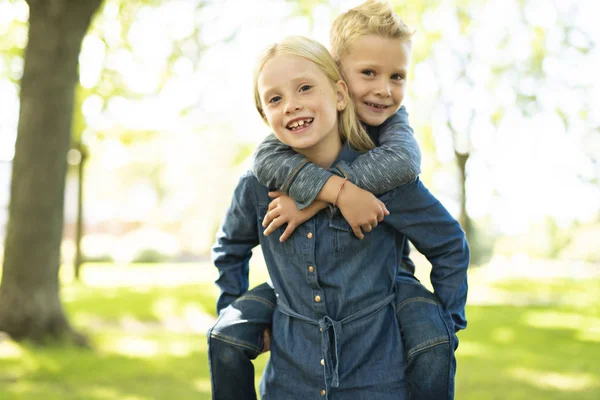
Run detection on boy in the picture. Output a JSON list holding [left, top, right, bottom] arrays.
[[208, 1, 467, 399]]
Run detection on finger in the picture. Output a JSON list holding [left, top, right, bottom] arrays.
[[268, 191, 282, 198], [352, 226, 365, 240], [376, 200, 386, 222], [370, 220, 378, 229], [380, 201, 390, 216], [279, 223, 297, 242], [268, 199, 278, 212], [361, 223, 372, 233], [264, 217, 284, 236], [262, 209, 279, 228]]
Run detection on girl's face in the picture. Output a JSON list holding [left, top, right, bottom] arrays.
[[257, 54, 347, 155]]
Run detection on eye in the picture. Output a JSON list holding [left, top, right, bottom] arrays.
[[299, 84, 312, 92], [362, 69, 375, 77], [268, 95, 282, 104], [391, 73, 405, 81]]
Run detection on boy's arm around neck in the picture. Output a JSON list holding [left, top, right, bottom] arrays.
[[252, 134, 333, 210], [334, 106, 421, 194]]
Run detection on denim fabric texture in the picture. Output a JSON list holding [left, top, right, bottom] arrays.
[[211, 143, 469, 399]]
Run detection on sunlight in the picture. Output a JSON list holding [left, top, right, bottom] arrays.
[[86, 386, 152, 400], [193, 378, 212, 393], [0, 335, 22, 359], [509, 367, 598, 391], [524, 310, 600, 331], [110, 337, 159, 358], [103, 335, 197, 358], [453, 341, 493, 358]]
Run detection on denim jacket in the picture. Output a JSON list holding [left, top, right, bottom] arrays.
[[213, 144, 469, 399]]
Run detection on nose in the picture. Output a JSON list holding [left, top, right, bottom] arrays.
[[284, 100, 302, 115], [374, 79, 391, 97]]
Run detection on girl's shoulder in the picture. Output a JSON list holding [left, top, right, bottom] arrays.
[[235, 170, 270, 203]]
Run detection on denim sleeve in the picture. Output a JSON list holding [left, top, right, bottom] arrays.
[[335, 106, 421, 194], [211, 171, 260, 314], [383, 178, 470, 332], [252, 134, 332, 210]]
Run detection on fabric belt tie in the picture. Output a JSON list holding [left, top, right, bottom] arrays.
[[277, 294, 395, 388]]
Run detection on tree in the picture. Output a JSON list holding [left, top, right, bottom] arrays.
[[0, 0, 103, 343]]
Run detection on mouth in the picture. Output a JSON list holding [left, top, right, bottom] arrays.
[[364, 102, 391, 110], [286, 117, 314, 131]]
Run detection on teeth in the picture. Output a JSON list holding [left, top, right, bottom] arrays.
[[287, 118, 313, 130]]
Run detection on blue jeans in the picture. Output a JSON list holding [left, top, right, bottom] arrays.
[[207, 279, 456, 400]]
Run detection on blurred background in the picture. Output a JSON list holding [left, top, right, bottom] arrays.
[[0, 0, 598, 399]]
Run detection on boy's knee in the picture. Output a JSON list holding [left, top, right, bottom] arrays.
[[395, 290, 453, 360]]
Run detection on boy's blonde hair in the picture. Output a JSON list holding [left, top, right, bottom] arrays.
[[253, 36, 375, 152], [330, 0, 413, 61]]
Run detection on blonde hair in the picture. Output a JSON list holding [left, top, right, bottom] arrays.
[[253, 36, 374, 152], [330, 0, 413, 61]]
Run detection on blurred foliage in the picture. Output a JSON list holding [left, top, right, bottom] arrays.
[[1, 0, 599, 263]]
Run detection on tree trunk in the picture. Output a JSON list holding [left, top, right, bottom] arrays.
[[74, 144, 88, 280], [0, 0, 102, 344], [455, 150, 472, 240]]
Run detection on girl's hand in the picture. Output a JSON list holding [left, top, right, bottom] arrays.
[[336, 182, 390, 240], [262, 192, 325, 241], [261, 327, 271, 353]]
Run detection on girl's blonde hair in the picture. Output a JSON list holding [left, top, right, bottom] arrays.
[[253, 36, 374, 152]]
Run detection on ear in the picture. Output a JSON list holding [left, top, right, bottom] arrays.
[[334, 80, 349, 111]]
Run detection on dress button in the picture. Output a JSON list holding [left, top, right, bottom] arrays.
[[307, 232, 313, 239], [321, 389, 326, 396], [308, 266, 314, 273], [315, 295, 321, 302], [320, 358, 325, 366]]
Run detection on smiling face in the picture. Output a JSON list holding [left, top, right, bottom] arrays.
[[257, 54, 348, 157], [339, 35, 412, 126]]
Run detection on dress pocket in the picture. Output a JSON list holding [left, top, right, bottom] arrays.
[[329, 213, 372, 257]]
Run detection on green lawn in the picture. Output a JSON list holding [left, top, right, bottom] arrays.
[[0, 264, 598, 399]]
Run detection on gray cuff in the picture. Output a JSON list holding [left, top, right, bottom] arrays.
[[288, 164, 333, 210]]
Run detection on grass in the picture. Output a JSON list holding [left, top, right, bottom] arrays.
[[0, 263, 599, 399]]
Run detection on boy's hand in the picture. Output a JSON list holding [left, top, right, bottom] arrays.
[[336, 182, 390, 240], [262, 192, 323, 242]]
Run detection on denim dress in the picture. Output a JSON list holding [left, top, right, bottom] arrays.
[[213, 146, 469, 399]]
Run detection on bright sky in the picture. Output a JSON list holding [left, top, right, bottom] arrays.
[[0, 0, 599, 236]]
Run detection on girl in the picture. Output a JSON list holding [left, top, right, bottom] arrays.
[[211, 36, 468, 399]]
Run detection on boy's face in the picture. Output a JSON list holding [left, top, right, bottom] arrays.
[[338, 35, 411, 126]]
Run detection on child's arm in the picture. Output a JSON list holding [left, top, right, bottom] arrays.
[[211, 172, 260, 314], [254, 135, 388, 239], [384, 178, 469, 332], [333, 106, 421, 194], [252, 134, 333, 210]]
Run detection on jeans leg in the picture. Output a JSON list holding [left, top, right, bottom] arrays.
[[395, 278, 457, 400], [207, 282, 277, 400]]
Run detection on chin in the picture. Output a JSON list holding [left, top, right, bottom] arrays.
[[360, 114, 386, 126]]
